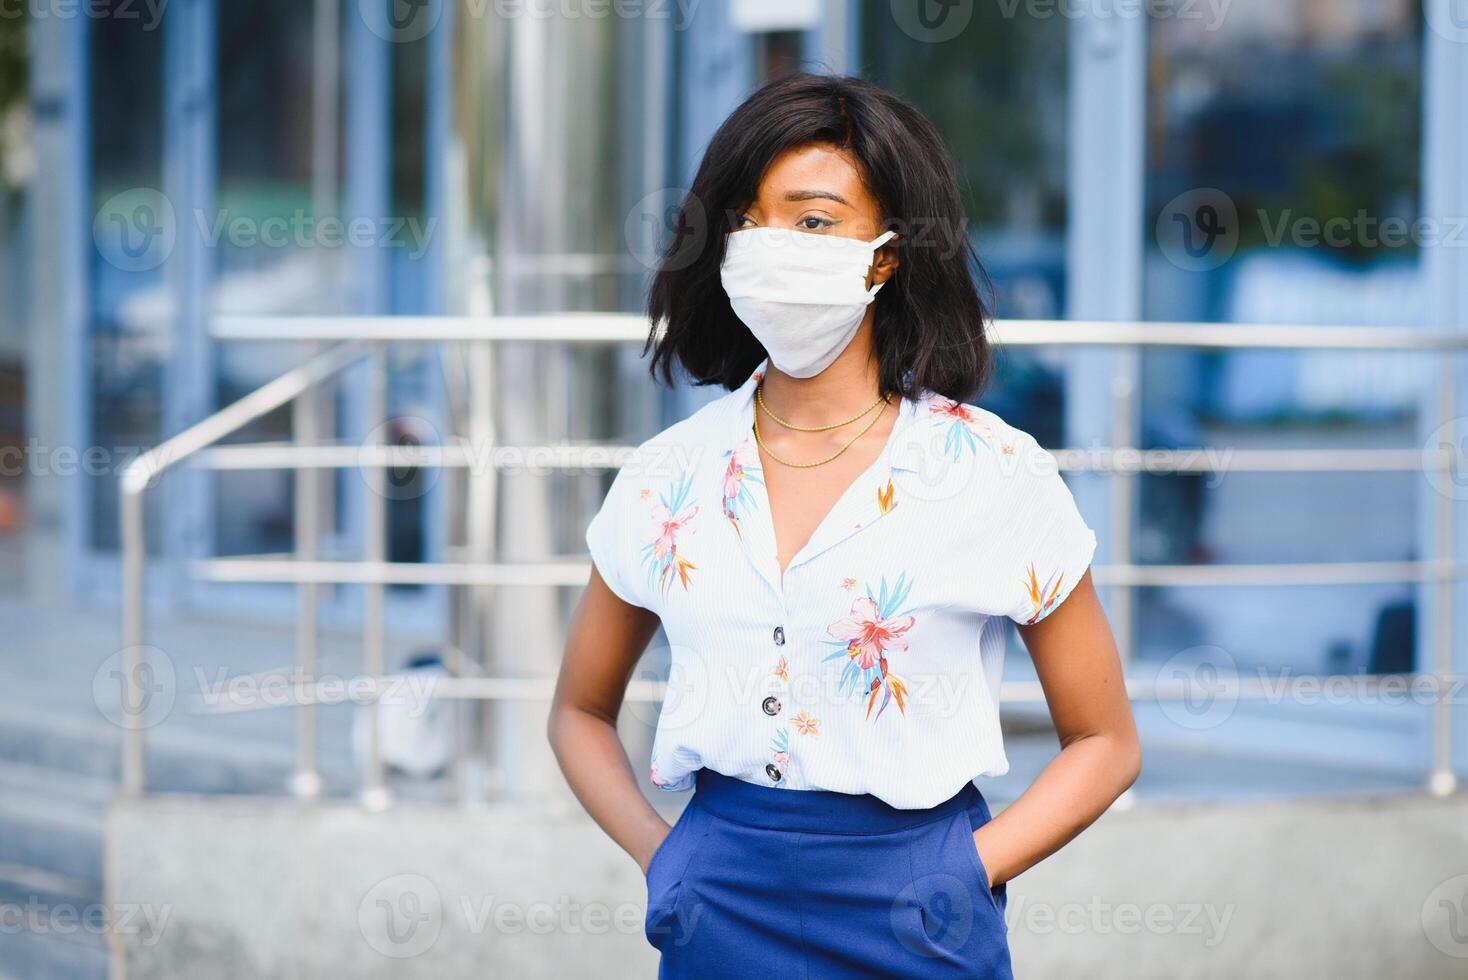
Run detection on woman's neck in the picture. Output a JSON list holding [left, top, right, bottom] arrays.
[[758, 333, 885, 429]]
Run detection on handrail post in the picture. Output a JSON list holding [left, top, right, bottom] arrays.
[[290, 383, 323, 799], [1108, 347, 1140, 666], [120, 476, 147, 795], [1430, 353, 1458, 797], [360, 342, 392, 810]]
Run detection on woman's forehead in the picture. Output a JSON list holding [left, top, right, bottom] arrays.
[[755, 144, 873, 208]]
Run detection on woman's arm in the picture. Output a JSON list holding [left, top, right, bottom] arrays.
[[547, 567, 670, 873], [973, 569, 1141, 886]]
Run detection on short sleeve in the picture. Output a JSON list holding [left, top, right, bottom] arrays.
[[993, 434, 1097, 625], [585, 464, 652, 611]]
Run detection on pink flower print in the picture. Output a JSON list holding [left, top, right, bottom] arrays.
[[641, 473, 699, 595], [720, 435, 763, 538], [772, 656, 789, 682], [929, 396, 993, 459], [769, 727, 791, 775], [792, 711, 820, 736], [824, 573, 917, 720], [841, 577, 857, 591], [826, 595, 915, 670]]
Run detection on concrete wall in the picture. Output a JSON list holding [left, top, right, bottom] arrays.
[[107, 792, 1468, 979]]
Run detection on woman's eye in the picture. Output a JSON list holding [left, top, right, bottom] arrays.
[[735, 213, 755, 228], [798, 216, 833, 231]]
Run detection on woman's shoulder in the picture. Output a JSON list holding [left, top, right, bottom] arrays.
[[909, 391, 1047, 454]]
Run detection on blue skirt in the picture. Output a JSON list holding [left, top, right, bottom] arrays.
[[644, 770, 1013, 978]]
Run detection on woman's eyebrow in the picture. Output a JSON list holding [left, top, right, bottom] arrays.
[[784, 189, 851, 206]]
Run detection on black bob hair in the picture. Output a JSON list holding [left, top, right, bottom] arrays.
[[645, 73, 994, 402]]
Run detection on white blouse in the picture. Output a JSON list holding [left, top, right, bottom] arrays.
[[586, 362, 1096, 810]]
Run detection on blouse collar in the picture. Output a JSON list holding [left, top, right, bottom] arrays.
[[717, 360, 929, 591]]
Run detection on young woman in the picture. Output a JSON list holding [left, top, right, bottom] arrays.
[[548, 73, 1139, 978]]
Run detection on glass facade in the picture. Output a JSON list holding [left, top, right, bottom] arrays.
[[1138, 2, 1426, 676]]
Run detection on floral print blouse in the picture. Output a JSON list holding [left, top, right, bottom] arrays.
[[586, 361, 1096, 810]]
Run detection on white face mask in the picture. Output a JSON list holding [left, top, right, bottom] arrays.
[[720, 228, 897, 379]]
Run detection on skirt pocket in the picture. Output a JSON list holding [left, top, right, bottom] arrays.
[[644, 803, 709, 950]]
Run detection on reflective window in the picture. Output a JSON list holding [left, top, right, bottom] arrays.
[[1136, 2, 1427, 789], [862, 6, 1068, 437], [88, 5, 165, 552]]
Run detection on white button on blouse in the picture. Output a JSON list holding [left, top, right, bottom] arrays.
[[586, 362, 1097, 810]]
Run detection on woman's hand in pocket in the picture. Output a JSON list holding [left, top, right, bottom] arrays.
[[636, 818, 674, 875], [971, 824, 1005, 890]]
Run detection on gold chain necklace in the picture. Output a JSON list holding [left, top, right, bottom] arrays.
[[754, 393, 890, 469], [756, 383, 886, 432]]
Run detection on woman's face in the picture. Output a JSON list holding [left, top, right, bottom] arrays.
[[732, 142, 899, 288]]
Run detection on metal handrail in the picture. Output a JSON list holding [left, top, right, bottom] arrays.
[[118, 341, 369, 795], [120, 315, 1463, 803], [213, 313, 1468, 350]]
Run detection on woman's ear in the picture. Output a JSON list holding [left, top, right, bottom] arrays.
[[870, 234, 900, 286]]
